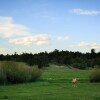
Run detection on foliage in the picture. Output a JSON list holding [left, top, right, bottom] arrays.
[[0, 66, 7, 84], [72, 62, 88, 69], [89, 66, 100, 83], [0, 49, 100, 69], [30, 65, 42, 81], [0, 61, 41, 84]]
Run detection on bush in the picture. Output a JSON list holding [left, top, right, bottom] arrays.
[[89, 66, 100, 83], [0, 61, 41, 84], [72, 62, 88, 69], [30, 66, 42, 81], [0, 66, 7, 84]]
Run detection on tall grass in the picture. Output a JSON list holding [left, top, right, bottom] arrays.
[[0, 61, 41, 84]]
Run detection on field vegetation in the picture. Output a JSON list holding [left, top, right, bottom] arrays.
[[0, 65, 100, 100]]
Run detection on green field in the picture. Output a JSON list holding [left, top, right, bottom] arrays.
[[0, 66, 100, 100]]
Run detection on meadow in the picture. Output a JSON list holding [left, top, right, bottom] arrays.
[[0, 65, 100, 100]]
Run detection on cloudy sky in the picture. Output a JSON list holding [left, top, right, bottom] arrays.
[[0, 0, 100, 54]]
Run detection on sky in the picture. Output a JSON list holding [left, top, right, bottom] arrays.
[[0, 0, 100, 54]]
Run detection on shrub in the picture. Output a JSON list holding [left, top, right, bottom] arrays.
[[30, 66, 42, 81], [72, 62, 88, 69], [0, 61, 41, 84], [0, 66, 7, 84], [89, 66, 100, 83], [6, 62, 31, 83]]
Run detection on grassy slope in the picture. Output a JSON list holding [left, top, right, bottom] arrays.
[[0, 65, 100, 100]]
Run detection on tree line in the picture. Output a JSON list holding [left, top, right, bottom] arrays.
[[0, 49, 100, 69]]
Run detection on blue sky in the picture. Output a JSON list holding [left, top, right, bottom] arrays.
[[0, 0, 100, 54]]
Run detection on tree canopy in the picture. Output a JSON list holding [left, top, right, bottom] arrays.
[[0, 49, 100, 69]]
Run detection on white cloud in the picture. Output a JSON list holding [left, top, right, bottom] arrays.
[[9, 34, 50, 46], [77, 42, 100, 48], [0, 48, 6, 54], [36, 41, 49, 45], [57, 36, 70, 41], [71, 8, 100, 15], [0, 16, 13, 23], [0, 16, 51, 46], [0, 16, 31, 38]]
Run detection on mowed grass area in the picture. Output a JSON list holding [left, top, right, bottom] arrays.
[[0, 66, 100, 100]]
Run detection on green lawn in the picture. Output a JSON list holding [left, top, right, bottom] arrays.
[[0, 67, 100, 100], [42, 70, 89, 81]]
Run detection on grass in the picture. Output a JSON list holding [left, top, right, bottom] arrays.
[[0, 65, 100, 100]]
